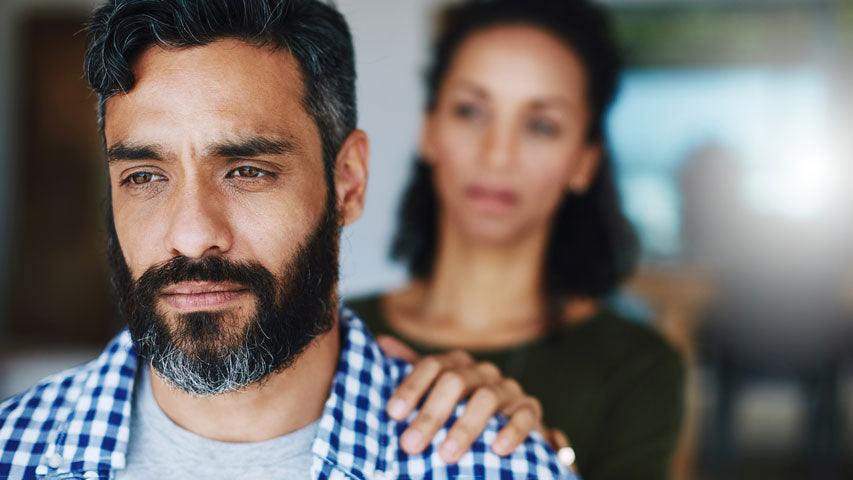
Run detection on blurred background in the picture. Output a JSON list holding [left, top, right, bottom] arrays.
[[0, 0, 850, 478]]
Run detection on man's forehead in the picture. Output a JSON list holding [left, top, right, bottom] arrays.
[[104, 38, 316, 152], [131, 39, 301, 83]]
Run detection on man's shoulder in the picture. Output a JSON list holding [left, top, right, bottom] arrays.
[[0, 331, 137, 479], [385, 370, 569, 478], [1, 331, 136, 424], [328, 307, 571, 478], [0, 358, 103, 479], [405, 404, 569, 478]]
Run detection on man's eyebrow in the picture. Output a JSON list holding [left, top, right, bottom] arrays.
[[107, 143, 164, 163], [207, 136, 299, 158]]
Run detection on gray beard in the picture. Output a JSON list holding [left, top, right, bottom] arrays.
[[136, 316, 279, 396]]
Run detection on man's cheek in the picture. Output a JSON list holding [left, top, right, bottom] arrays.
[[115, 226, 154, 279], [241, 209, 308, 255]]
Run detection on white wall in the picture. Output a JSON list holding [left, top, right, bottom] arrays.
[[335, 0, 440, 298]]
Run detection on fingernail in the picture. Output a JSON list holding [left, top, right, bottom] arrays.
[[493, 437, 512, 455], [401, 429, 423, 451], [388, 399, 407, 419], [440, 438, 460, 459]]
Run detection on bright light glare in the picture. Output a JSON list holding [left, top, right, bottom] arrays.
[[745, 140, 840, 221]]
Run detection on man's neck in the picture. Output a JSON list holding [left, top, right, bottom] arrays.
[[148, 321, 340, 443]]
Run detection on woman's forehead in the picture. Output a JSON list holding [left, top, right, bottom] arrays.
[[443, 25, 588, 107]]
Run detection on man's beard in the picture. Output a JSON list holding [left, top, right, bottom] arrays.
[[107, 197, 340, 396]]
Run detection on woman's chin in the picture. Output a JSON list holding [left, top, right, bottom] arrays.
[[455, 215, 540, 247]]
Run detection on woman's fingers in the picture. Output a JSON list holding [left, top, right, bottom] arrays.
[[492, 397, 542, 456], [497, 379, 542, 425], [433, 374, 542, 462], [546, 427, 570, 449], [376, 334, 421, 363], [387, 350, 473, 421], [400, 362, 483, 454], [385, 349, 547, 463], [437, 372, 518, 462]]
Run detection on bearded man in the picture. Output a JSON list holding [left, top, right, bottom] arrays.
[[0, 0, 572, 478]]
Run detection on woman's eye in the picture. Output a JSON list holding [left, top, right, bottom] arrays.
[[229, 166, 267, 178], [528, 119, 560, 137], [453, 103, 484, 120], [123, 172, 162, 185]]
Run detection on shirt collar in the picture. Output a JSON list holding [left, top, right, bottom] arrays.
[[39, 306, 399, 478], [37, 330, 138, 477]]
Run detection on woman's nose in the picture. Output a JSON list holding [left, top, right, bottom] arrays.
[[480, 124, 517, 171]]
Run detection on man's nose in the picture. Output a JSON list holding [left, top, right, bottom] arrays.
[[163, 182, 233, 259]]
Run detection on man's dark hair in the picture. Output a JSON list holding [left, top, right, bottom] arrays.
[[85, 0, 356, 179], [391, 0, 639, 301]]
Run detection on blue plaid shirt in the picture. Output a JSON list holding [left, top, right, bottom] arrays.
[[1, 307, 572, 479]]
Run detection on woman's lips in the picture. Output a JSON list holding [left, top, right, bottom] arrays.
[[464, 184, 520, 211], [159, 282, 250, 311]]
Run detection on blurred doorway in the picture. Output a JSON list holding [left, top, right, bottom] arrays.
[[5, 12, 114, 347]]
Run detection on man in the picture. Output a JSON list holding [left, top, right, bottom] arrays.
[[0, 0, 572, 478]]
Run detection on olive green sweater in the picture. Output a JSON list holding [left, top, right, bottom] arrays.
[[345, 294, 685, 480]]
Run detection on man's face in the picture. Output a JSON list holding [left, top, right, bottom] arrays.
[[104, 39, 339, 395]]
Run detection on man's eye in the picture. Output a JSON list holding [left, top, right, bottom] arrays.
[[228, 166, 267, 178], [122, 172, 162, 185]]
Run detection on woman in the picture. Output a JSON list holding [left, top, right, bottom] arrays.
[[350, 1, 685, 478]]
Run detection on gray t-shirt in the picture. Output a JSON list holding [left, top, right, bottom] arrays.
[[118, 365, 318, 479]]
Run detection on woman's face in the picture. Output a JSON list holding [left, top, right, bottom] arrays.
[[423, 25, 600, 245]]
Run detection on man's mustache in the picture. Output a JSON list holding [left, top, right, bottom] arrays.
[[133, 255, 279, 300]]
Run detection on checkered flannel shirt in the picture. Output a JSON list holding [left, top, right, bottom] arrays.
[[1, 307, 573, 479]]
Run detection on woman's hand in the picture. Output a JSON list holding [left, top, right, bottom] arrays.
[[376, 335, 545, 464], [545, 427, 578, 473]]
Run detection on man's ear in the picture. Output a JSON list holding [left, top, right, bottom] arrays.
[[565, 142, 601, 194], [334, 129, 369, 226]]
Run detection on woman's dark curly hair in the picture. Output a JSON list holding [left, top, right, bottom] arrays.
[[391, 0, 639, 300]]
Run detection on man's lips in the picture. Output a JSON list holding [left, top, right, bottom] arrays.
[[159, 282, 250, 310]]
